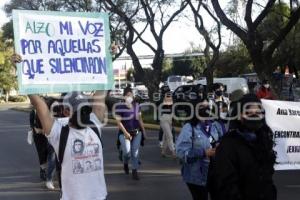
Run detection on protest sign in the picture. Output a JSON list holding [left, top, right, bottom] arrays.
[[13, 10, 113, 94], [262, 99, 300, 170]]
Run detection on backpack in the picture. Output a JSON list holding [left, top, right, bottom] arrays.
[[57, 120, 103, 189]]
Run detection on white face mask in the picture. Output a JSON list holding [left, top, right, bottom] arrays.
[[125, 96, 133, 104], [264, 84, 270, 89], [220, 112, 227, 119]]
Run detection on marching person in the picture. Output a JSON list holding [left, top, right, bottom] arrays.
[[256, 79, 275, 100], [213, 94, 277, 200], [176, 99, 222, 200], [29, 97, 57, 190], [33, 91, 107, 200], [115, 87, 146, 180], [159, 86, 176, 158], [12, 53, 108, 200]]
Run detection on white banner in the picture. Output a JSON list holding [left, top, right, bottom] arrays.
[[262, 99, 300, 170]]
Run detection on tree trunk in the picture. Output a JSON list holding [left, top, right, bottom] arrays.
[[5, 92, 9, 102], [204, 66, 214, 93], [144, 70, 161, 101]]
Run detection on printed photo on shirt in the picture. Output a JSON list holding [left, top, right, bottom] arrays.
[[84, 160, 94, 173], [93, 143, 100, 154], [72, 139, 85, 156], [94, 158, 102, 170], [72, 160, 84, 174]]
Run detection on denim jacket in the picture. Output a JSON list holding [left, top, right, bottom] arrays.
[[176, 121, 221, 186]]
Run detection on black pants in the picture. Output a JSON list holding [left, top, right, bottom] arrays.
[[33, 133, 49, 165], [186, 183, 208, 200]]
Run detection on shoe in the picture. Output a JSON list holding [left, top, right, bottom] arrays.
[[40, 168, 46, 181], [132, 169, 140, 180], [123, 164, 129, 175], [159, 141, 163, 148], [161, 150, 167, 158], [46, 181, 55, 190]]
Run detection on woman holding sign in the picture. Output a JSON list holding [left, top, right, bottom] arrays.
[[115, 87, 146, 180], [213, 94, 277, 200]]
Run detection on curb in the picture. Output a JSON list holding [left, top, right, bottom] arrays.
[[11, 107, 32, 112], [11, 107, 182, 132]]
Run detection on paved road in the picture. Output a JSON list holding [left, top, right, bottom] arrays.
[[0, 109, 299, 200]]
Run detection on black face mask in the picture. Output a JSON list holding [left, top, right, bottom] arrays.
[[215, 90, 223, 97], [70, 106, 92, 129], [242, 115, 264, 132], [198, 107, 210, 118]]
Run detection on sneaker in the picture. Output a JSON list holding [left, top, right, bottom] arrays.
[[46, 181, 55, 190], [132, 169, 140, 180], [123, 164, 129, 175], [40, 168, 46, 181], [159, 141, 163, 148]]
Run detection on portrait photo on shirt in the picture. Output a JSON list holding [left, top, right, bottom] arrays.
[[72, 138, 85, 156], [72, 160, 84, 174], [94, 158, 102, 170], [84, 160, 94, 172]]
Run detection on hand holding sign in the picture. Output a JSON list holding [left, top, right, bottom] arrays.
[[13, 10, 114, 94], [11, 53, 22, 63]]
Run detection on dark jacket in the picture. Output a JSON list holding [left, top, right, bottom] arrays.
[[214, 128, 277, 200]]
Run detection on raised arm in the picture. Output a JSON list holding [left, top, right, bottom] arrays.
[[29, 95, 53, 136]]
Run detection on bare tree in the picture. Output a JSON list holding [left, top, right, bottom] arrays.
[[104, 0, 188, 98], [188, 0, 221, 91], [211, 0, 300, 96]]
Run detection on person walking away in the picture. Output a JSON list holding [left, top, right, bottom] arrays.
[[160, 87, 176, 158], [115, 87, 146, 180], [213, 94, 277, 200], [29, 97, 57, 190], [207, 101, 229, 200], [256, 80, 275, 100], [176, 99, 222, 200]]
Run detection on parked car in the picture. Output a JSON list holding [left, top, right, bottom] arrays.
[[194, 77, 249, 94], [167, 75, 193, 92]]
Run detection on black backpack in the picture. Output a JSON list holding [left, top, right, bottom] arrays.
[[57, 120, 103, 189]]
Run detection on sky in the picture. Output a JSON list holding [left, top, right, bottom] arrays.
[[0, 0, 228, 56], [0, 0, 9, 27]]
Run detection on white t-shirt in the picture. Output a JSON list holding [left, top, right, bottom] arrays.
[[47, 113, 107, 200]]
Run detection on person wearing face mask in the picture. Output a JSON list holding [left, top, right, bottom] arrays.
[[213, 94, 277, 200], [256, 79, 275, 100], [176, 99, 222, 200], [212, 83, 229, 105], [23, 91, 108, 200], [115, 87, 146, 180]]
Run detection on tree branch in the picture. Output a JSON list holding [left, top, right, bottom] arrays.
[[202, 3, 221, 49], [265, 6, 300, 58], [133, 23, 156, 53], [160, 0, 188, 36], [253, 0, 276, 29], [211, 0, 248, 44], [245, 0, 253, 29], [141, 0, 159, 41]]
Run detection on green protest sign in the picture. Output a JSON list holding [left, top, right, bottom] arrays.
[[13, 10, 114, 94]]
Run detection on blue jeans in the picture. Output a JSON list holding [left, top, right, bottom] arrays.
[[47, 144, 56, 181], [119, 132, 142, 170]]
